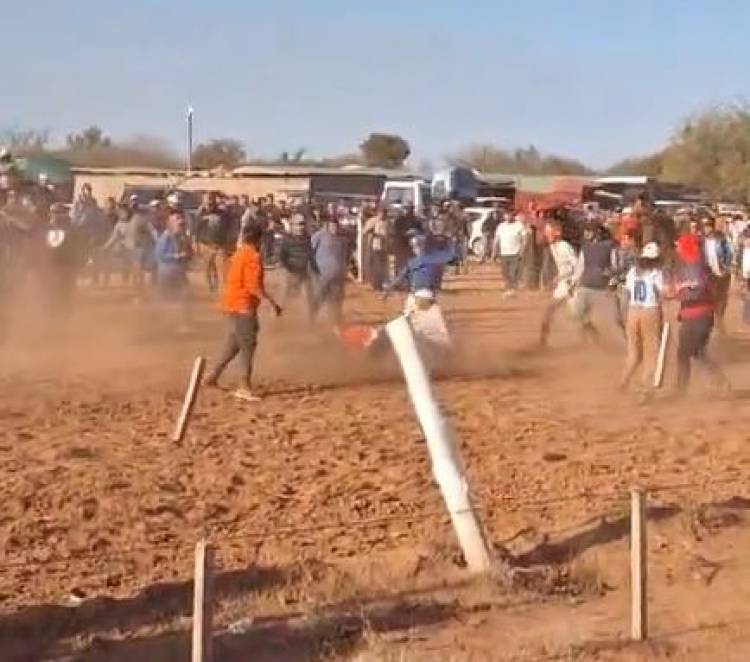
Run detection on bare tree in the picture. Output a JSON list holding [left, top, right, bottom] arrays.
[[66, 125, 112, 151], [0, 128, 50, 154]]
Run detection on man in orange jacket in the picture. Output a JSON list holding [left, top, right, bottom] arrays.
[[205, 225, 282, 401]]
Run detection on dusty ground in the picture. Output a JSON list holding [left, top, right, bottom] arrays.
[[1, 264, 750, 661]]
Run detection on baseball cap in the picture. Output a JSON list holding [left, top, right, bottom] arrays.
[[641, 242, 660, 259]]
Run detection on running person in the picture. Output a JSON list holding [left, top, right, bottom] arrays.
[[205, 225, 282, 402], [539, 220, 578, 347], [620, 242, 664, 400], [197, 193, 232, 293], [570, 221, 616, 341], [701, 217, 733, 333], [383, 233, 456, 349], [610, 229, 640, 335], [673, 233, 731, 394]]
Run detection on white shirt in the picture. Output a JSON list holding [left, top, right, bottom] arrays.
[[704, 237, 723, 277], [549, 240, 577, 282], [727, 219, 747, 246], [549, 240, 578, 300], [625, 267, 664, 309], [495, 221, 526, 257]]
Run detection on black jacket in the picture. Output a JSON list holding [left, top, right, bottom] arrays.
[[280, 234, 314, 275]]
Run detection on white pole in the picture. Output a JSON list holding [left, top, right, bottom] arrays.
[[385, 315, 493, 573], [357, 210, 365, 284], [187, 105, 194, 173], [653, 322, 670, 389]]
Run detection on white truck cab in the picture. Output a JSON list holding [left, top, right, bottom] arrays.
[[381, 178, 432, 217], [381, 167, 480, 217]]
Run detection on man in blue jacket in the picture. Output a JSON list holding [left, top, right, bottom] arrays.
[[155, 209, 193, 330], [311, 217, 350, 323], [384, 233, 456, 349]]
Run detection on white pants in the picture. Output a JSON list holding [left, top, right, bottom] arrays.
[[404, 295, 451, 348]]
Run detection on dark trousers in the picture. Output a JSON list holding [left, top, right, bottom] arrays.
[[368, 249, 387, 291], [481, 232, 494, 262], [312, 276, 345, 323], [500, 255, 522, 290], [207, 312, 259, 387], [711, 274, 731, 327], [284, 271, 314, 319], [677, 315, 725, 391], [394, 248, 410, 284]]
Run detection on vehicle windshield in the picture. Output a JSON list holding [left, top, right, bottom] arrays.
[[384, 186, 415, 206]]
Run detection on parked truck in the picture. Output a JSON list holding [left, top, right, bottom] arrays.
[[381, 167, 515, 217]]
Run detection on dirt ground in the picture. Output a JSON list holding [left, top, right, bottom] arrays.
[[1, 264, 750, 661]]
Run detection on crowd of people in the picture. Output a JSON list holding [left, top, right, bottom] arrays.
[[538, 200, 745, 400], [1, 174, 748, 402]]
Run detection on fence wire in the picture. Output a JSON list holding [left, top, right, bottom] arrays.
[[1, 474, 747, 573]]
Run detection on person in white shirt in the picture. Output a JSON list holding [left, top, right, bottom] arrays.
[[701, 217, 732, 332], [539, 220, 578, 346], [495, 213, 527, 294], [726, 214, 747, 249], [620, 242, 664, 397]]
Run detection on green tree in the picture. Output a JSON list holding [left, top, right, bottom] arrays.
[[606, 152, 665, 177], [359, 133, 411, 168], [660, 104, 750, 200], [450, 143, 590, 175], [192, 138, 246, 169]]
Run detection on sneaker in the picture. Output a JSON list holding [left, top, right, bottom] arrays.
[[232, 388, 261, 403]]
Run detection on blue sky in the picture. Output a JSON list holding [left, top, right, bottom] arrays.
[[2, 0, 749, 169]]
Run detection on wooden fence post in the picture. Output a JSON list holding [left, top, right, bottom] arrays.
[[630, 488, 648, 641], [192, 540, 215, 662], [173, 356, 206, 443]]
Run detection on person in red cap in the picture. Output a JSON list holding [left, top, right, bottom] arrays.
[[673, 233, 730, 394]]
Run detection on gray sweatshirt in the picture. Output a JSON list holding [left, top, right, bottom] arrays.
[[311, 229, 349, 280]]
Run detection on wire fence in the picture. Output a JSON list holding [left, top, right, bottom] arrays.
[[2, 473, 750, 662], [1, 473, 747, 574]]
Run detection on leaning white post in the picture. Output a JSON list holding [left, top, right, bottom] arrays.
[[386, 315, 493, 573], [356, 211, 365, 284], [653, 322, 670, 389]]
